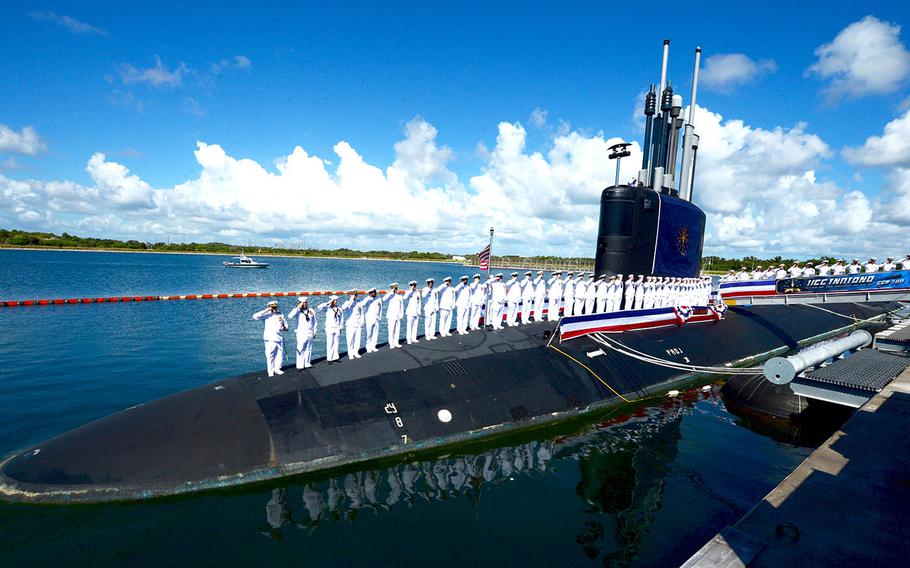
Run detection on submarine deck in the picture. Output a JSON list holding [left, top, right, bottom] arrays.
[[0, 301, 900, 503], [684, 363, 910, 567]]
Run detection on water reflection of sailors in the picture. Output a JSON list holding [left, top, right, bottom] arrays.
[[252, 300, 287, 377], [265, 488, 291, 530], [438, 276, 456, 337], [520, 271, 535, 324], [454, 276, 471, 334], [505, 272, 521, 326], [303, 484, 325, 523], [382, 283, 404, 348], [362, 288, 383, 353], [469, 274, 486, 330], [488, 273, 507, 329], [342, 292, 365, 359], [316, 295, 343, 363], [533, 270, 547, 321], [421, 278, 440, 339], [404, 281, 421, 344], [288, 298, 317, 369]]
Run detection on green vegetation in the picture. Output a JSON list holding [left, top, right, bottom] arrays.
[[702, 255, 845, 274]]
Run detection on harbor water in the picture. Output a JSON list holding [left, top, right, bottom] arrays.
[[0, 249, 814, 566]]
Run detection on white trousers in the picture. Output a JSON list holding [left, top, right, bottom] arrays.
[[295, 335, 313, 369], [533, 297, 546, 321], [603, 297, 613, 313], [424, 311, 438, 339], [505, 302, 519, 326], [623, 293, 633, 310], [365, 319, 380, 352], [490, 301, 505, 329], [326, 329, 340, 361], [573, 298, 585, 316], [634, 293, 644, 310], [456, 306, 470, 333], [520, 301, 533, 324], [387, 317, 401, 347], [264, 340, 283, 376], [585, 297, 596, 314], [547, 299, 561, 321], [345, 325, 362, 358], [438, 309, 453, 336], [406, 315, 420, 343], [470, 304, 483, 329], [563, 294, 574, 316]]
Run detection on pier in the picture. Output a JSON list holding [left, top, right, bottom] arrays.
[[684, 365, 910, 566]]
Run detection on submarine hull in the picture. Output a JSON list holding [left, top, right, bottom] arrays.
[[0, 301, 898, 503]]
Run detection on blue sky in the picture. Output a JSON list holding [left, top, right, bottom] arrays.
[[3, 1, 910, 258]]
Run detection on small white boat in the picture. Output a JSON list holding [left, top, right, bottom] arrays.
[[223, 255, 269, 269]]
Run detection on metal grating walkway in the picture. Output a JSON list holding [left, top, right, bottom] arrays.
[[803, 349, 910, 392]]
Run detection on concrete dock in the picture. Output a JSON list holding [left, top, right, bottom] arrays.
[[685, 366, 910, 566]]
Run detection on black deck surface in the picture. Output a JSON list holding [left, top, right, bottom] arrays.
[[0, 302, 899, 503]]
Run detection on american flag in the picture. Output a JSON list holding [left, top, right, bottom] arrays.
[[477, 244, 491, 270]]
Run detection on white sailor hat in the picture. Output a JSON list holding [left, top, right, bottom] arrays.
[[460, 275, 468, 280], [473, 273, 481, 279], [495, 273, 503, 278], [525, 271, 532, 276], [870, 257, 877, 261], [536, 270, 544, 275], [409, 280, 417, 286], [588, 274, 595, 278], [888, 257, 894, 261], [367, 287, 377, 293], [511, 272, 518, 277], [390, 282, 399, 288], [598, 274, 606, 279], [443, 276, 452, 282], [567, 271, 574, 276], [267, 300, 278, 307], [426, 277, 435, 283], [330, 295, 339, 300]]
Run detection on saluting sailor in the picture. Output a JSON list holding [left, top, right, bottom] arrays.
[[438, 277, 456, 337], [846, 259, 861, 274], [382, 283, 404, 348], [488, 273, 507, 329], [505, 272, 522, 326], [594, 274, 608, 313], [316, 295, 343, 363], [584, 274, 597, 314], [623, 275, 635, 310], [533, 270, 547, 321], [864, 258, 880, 273], [362, 288, 383, 353], [288, 298, 317, 369], [562, 272, 576, 318], [421, 278, 440, 340], [547, 271, 563, 321], [253, 300, 287, 377], [901, 254, 910, 270], [469, 274, 486, 330], [454, 275, 471, 334], [342, 292, 365, 359], [573, 273, 587, 316], [883, 257, 896, 272], [404, 281, 422, 344], [520, 271, 535, 324]]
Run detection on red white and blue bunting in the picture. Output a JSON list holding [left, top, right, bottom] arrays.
[[558, 304, 724, 340]]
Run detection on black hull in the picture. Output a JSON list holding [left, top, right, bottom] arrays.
[[0, 302, 898, 503]]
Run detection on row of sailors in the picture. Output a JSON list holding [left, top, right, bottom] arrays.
[[722, 255, 910, 282], [252, 272, 713, 376]]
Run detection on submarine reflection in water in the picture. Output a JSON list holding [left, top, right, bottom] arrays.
[[258, 386, 716, 558]]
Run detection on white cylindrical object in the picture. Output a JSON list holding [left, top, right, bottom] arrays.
[[658, 40, 670, 101], [688, 47, 701, 125], [763, 330, 872, 385]]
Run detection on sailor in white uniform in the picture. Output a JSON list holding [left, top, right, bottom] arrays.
[[253, 300, 287, 377], [520, 271, 535, 324], [489, 273, 507, 329], [830, 260, 845, 276], [532, 271, 547, 321], [622, 275, 635, 310], [585, 274, 598, 314], [316, 296, 343, 363], [421, 278, 440, 340], [775, 264, 788, 279], [816, 261, 830, 276], [547, 271, 563, 321], [438, 277, 456, 337], [469, 274, 486, 330], [633, 275, 645, 310], [562, 272, 576, 319], [864, 258, 879, 273], [342, 292, 365, 359], [454, 276, 471, 334], [382, 283, 404, 348], [846, 259, 862, 274], [573, 273, 587, 316], [900, 255, 910, 270], [595, 275, 608, 312], [404, 281, 422, 344], [883, 257, 896, 272], [505, 272, 522, 326], [288, 298, 317, 369], [361, 288, 383, 353]]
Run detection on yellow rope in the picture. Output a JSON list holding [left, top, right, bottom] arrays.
[[548, 344, 638, 403]]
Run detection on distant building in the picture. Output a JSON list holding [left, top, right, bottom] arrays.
[[451, 255, 466, 261]]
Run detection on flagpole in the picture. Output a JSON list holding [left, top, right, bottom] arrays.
[[485, 227, 494, 329]]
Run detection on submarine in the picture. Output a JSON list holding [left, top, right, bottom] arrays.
[[0, 41, 900, 504]]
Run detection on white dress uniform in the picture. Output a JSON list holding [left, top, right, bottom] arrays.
[[846, 262, 861, 274], [533, 274, 547, 321], [817, 264, 830, 276], [421, 282, 440, 339], [316, 299, 344, 362], [469, 277, 486, 330], [505, 275, 522, 326], [830, 263, 844, 276], [488, 276, 507, 329], [403, 284, 422, 344], [573, 276, 587, 316], [362, 292, 384, 353], [883, 260, 896, 272], [382, 287, 404, 348], [632, 277, 645, 310], [454, 279, 471, 334], [562, 274, 575, 319], [547, 273, 563, 321], [288, 302, 317, 369], [342, 295, 366, 359], [775, 267, 788, 279], [252, 305, 287, 377], [623, 277, 634, 310], [520, 274, 535, 324], [901, 256, 910, 270], [865, 262, 880, 273], [585, 276, 598, 314], [802, 266, 816, 277], [438, 280, 456, 336], [595, 277, 609, 312]]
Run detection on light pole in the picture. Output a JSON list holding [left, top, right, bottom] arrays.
[[608, 142, 632, 187]]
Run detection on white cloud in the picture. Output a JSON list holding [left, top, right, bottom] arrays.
[[700, 53, 777, 92], [0, 124, 46, 155], [807, 15, 910, 99], [842, 108, 910, 167], [529, 108, 548, 128], [29, 10, 107, 36], [211, 55, 252, 74], [119, 56, 186, 88]]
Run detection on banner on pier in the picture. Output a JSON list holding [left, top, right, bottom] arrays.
[[775, 270, 910, 294], [718, 279, 777, 298]]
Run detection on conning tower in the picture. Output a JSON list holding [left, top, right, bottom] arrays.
[[594, 41, 705, 278]]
